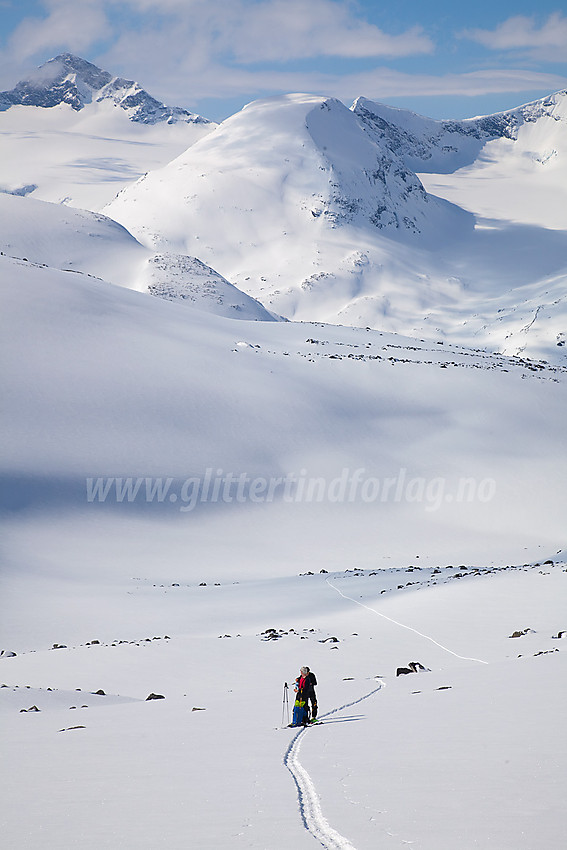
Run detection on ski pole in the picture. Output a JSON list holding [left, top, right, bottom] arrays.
[[282, 682, 290, 726]]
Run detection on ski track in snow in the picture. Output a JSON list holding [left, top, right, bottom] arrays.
[[325, 578, 489, 664], [284, 683, 383, 850], [283, 572, 489, 848]]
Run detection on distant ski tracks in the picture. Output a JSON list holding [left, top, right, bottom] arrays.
[[283, 683, 383, 849], [326, 578, 488, 665]]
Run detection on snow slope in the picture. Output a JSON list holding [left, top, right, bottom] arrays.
[[1, 214, 565, 850], [1, 547, 565, 849], [106, 91, 567, 362], [0, 54, 215, 210], [2, 254, 565, 583], [0, 193, 276, 320]]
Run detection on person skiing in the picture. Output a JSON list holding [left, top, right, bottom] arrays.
[[289, 666, 318, 726]]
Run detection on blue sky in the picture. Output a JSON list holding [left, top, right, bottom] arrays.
[[1, 0, 566, 121]]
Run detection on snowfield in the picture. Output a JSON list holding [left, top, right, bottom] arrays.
[[1, 254, 565, 848], [0, 99, 213, 211], [1, 55, 566, 849], [1, 560, 565, 849]]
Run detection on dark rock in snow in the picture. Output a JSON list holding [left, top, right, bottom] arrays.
[[396, 661, 429, 676]]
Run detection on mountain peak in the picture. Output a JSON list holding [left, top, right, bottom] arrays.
[[0, 53, 210, 126]]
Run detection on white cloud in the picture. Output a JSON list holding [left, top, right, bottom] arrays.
[[221, 66, 567, 105], [92, 0, 433, 106], [0, 0, 433, 90], [8, 0, 110, 61], [217, 0, 434, 62], [336, 67, 567, 101], [94, 43, 567, 114], [108, 0, 434, 64], [5, 0, 433, 63], [461, 13, 567, 62]]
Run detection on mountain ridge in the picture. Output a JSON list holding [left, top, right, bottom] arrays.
[[353, 89, 567, 174], [0, 53, 210, 126]]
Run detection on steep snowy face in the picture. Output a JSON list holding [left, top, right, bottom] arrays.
[[353, 97, 519, 174], [304, 97, 432, 233], [353, 90, 567, 175], [0, 53, 210, 126]]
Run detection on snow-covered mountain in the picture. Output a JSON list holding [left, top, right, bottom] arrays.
[[355, 92, 567, 360], [2, 55, 565, 359], [0, 53, 209, 125], [106, 92, 471, 244], [0, 54, 215, 210], [105, 93, 473, 330], [106, 89, 567, 362]]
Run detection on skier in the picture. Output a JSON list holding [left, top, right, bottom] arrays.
[[289, 666, 318, 726]]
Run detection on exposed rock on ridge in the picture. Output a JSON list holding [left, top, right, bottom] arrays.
[[0, 53, 209, 126]]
